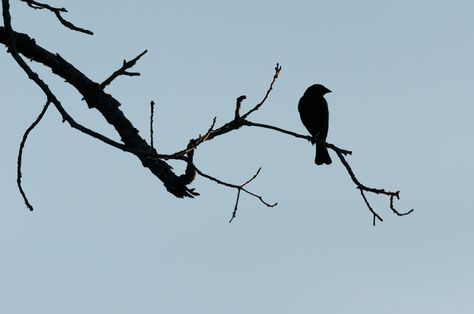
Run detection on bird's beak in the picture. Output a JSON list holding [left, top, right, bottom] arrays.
[[326, 89, 332, 94]]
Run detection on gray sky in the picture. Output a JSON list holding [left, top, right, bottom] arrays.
[[1, 1, 474, 313]]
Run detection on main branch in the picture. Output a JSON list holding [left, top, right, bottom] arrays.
[[0, 26, 195, 198]]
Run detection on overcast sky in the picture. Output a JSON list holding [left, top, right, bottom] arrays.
[[1, 1, 474, 313]]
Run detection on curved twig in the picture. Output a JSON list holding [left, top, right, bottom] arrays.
[[20, 0, 93, 35], [17, 100, 51, 211], [334, 149, 413, 225]]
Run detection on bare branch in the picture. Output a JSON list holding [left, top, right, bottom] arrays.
[[0, 26, 196, 198], [20, 0, 93, 35], [100, 50, 148, 89], [359, 189, 383, 225], [193, 166, 277, 222], [1, 10, 132, 154], [241, 63, 282, 119], [156, 64, 284, 160], [334, 149, 414, 224], [2, 1, 413, 222], [390, 193, 414, 216], [17, 100, 51, 211], [243, 120, 353, 156], [163, 117, 217, 160], [154, 60, 411, 223]]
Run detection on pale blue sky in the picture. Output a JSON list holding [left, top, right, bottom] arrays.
[[1, 1, 474, 313]]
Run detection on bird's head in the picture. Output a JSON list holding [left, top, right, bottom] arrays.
[[305, 84, 332, 96]]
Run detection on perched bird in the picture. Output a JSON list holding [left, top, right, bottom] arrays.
[[298, 84, 332, 165]]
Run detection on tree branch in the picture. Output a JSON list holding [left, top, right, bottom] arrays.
[[0, 26, 195, 198], [241, 63, 281, 119], [333, 149, 414, 225], [2, 0, 413, 223], [100, 50, 148, 89], [20, 0, 93, 35], [193, 166, 277, 222], [157, 62, 412, 224]]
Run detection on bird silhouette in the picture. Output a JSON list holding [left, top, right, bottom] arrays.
[[298, 84, 332, 165]]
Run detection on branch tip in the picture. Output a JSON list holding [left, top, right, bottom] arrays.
[[234, 95, 247, 120], [20, 0, 93, 35]]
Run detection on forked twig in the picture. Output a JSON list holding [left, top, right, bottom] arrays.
[[20, 0, 93, 35], [100, 50, 148, 89], [193, 166, 277, 222]]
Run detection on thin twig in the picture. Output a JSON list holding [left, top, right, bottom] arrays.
[[390, 193, 414, 216], [20, 0, 93, 35], [100, 50, 148, 89], [158, 64, 284, 160], [244, 120, 353, 156], [334, 149, 413, 224], [17, 100, 51, 211], [193, 166, 277, 222], [241, 63, 281, 119], [150, 100, 155, 149], [359, 189, 383, 225], [165, 117, 217, 159]]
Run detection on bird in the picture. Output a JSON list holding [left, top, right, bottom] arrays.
[[298, 84, 332, 165]]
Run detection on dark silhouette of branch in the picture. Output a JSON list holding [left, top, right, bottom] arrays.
[[17, 100, 51, 211], [333, 149, 413, 225], [150, 100, 155, 150], [1, 8, 196, 199], [241, 63, 281, 119], [164, 117, 217, 160], [193, 166, 277, 222], [234, 95, 246, 120], [243, 121, 353, 156], [20, 0, 93, 35], [100, 50, 148, 89], [0, 30, 133, 153], [156, 64, 412, 224], [390, 193, 414, 216], [2, 1, 413, 223]]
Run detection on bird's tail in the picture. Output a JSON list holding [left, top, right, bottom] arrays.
[[315, 144, 332, 165]]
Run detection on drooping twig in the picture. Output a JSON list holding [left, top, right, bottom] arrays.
[[17, 100, 51, 211], [390, 193, 414, 217], [359, 189, 383, 225], [100, 50, 148, 89], [20, 0, 93, 35], [150, 100, 155, 149], [193, 166, 277, 222], [334, 149, 414, 225]]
